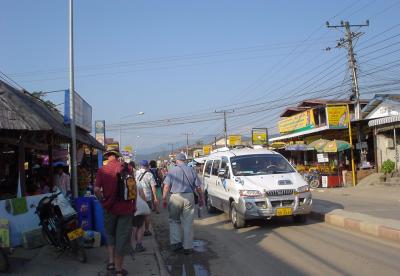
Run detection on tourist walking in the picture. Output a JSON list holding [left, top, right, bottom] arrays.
[[162, 153, 204, 254], [136, 160, 157, 236], [131, 179, 151, 252], [149, 160, 163, 213], [94, 150, 134, 276]]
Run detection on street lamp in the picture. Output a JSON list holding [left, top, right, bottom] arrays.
[[119, 112, 144, 150]]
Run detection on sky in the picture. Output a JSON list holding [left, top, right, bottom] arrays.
[[2, 0, 400, 154]]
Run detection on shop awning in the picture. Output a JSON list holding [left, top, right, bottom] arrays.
[[368, 115, 400, 127], [269, 126, 329, 142]]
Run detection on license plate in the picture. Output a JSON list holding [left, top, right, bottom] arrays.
[[67, 228, 84, 241], [276, 207, 293, 216]]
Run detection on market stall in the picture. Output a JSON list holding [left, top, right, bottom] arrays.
[[307, 139, 352, 188]]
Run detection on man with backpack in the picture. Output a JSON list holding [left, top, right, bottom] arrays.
[[94, 150, 135, 276], [136, 160, 157, 236]]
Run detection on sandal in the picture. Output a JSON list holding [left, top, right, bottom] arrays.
[[106, 263, 115, 271], [114, 269, 128, 276]]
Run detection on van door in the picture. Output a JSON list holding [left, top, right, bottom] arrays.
[[216, 156, 232, 212], [210, 159, 224, 209], [203, 160, 215, 199]]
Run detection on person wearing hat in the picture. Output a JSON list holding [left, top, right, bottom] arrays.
[[94, 150, 134, 276], [136, 160, 157, 236], [162, 153, 204, 254]]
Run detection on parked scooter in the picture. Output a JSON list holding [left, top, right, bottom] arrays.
[[303, 169, 321, 189], [35, 191, 87, 263]]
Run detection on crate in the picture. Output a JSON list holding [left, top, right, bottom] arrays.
[[22, 228, 45, 249], [83, 231, 101, 248]]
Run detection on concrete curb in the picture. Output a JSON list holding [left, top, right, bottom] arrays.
[[149, 226, 170, 276], [310, 210, 400, 243]]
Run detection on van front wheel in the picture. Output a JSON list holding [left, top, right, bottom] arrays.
[[230, 202, 245, 229]]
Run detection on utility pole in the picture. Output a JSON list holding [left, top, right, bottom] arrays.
[[327, 20, 369, 186], [215, 109, 234, 147], [168, 143, 174, 156], [182, 132, 193, 157], [69, 0, 78, 198], [326, 20, 369, 120]]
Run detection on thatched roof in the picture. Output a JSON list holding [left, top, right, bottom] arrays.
[[0, 80, 102, 149]]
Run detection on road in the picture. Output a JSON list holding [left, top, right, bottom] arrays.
[[312, 186, 400, 220], [153, 207, 400, 276]]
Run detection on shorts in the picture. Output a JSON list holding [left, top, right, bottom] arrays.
[[104, 211, 132, 256], [132, 215, 145, 227]]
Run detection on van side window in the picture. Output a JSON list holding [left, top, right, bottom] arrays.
[[221, 157, 230, 178], [211, 160, 221, 176], [204, 160, 213, 177]]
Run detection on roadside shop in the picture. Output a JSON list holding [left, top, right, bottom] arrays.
[[364, 94, 400, 172], [0, 80, 102, 247], [269, 99, 375, 187]]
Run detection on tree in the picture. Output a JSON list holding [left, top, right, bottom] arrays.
[[31, 91, 57, 109], [195, 139, 204, 146]]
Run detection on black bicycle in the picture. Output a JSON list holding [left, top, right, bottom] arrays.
[[36, 192, 87, 263]]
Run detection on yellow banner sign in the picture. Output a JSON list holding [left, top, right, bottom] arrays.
[[327, 106, 349, 129], [124, 145, 133, 153], [106, 142, 119, 152], [228, 135, 242, 146], [278, 109, 315, 134], [252, 128, 268, 145], [203, 145, 212, 155]]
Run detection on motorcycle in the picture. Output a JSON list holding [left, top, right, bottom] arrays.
[[35, 191, 87, 263], [303, 169, 321, 189]]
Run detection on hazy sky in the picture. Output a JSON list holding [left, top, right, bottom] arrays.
[[2, 0, 399, 153]]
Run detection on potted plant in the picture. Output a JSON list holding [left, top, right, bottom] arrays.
[[381, 159, 395, 182]]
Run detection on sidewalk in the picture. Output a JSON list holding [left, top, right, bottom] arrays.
[[311, 185, 400, 243], [6, 226, 166, 276]]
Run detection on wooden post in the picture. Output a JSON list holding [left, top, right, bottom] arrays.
[[90, 146, 94, 185], [18, 135, 25, 197], [373, 127, 378, 173], [48, 134, 54, 189]]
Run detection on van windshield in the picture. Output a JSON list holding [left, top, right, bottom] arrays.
[[230, 154, 295, 176]]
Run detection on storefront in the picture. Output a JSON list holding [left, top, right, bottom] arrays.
[[0, 80, 102, 246], [369, 115, 400, 172], [269, 99, 375, 186]]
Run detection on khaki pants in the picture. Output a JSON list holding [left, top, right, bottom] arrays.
[[168, 193, 194, 249]]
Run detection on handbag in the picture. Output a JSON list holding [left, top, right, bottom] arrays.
[[135, 195, 151, 216]]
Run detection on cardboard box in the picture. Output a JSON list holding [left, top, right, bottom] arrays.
[[0, 219, 10, 248]]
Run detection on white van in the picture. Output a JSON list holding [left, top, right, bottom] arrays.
[[202, 148, 312, 228]]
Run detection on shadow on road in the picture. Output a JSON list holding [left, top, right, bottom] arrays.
[[152, 208, 318, 276], [312, 198, 344, 213]]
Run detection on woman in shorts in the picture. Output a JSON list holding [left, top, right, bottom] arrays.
[[132, 173, 148, 252]]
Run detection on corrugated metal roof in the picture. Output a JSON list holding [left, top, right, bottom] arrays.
[[368, 115, 400, 127]]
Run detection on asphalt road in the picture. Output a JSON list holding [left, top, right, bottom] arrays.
[[153, 207, 400, 276], [312, 186, 400, 220]]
